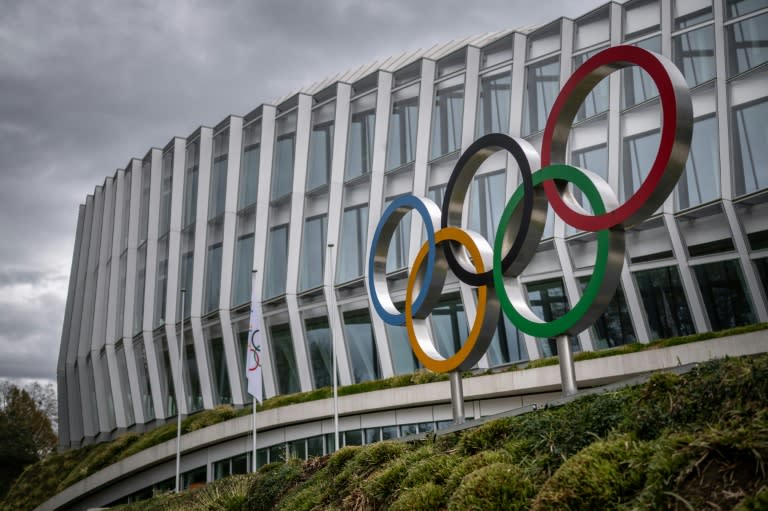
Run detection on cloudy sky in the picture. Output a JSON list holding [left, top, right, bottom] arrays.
[[0, 0, 606, 384]]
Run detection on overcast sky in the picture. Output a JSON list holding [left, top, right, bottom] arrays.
[[0, 0, 607, 384]]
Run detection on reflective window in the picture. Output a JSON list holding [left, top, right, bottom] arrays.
[[487, 315, 528, 366], [386, 313, 421, 375], [182, 141, 200, 228], [342, 309, 381, 383], [210, 336, 232, 404], [623, 36, 661, 108], [304, 316, 332, 388], [634, 266, 696, 340], [677, 115, 719, 210], [522, 57, 560, 136], [476, 71, 511, 137], [182, 334, 203, 412], [204, 242, 222, 313], [572, 144, 608, 212], [573, 48, 609, 122], [384, 197, 410, 273], [307, 122, 334, 190], [116, 252, 127, 337], [344, 430, 363, 446], [430, 76, 464, 159], [115, 342, 135, 426], [179, 251, 194, 319], [264, 225, 289, 298], [99, 349, 116, 430], [726, 0, 768, 18], [271, 134, 295, 200], [85, 355, 99, 433], [236, 328, 253, 404], [673, 25, 716, 87], [337, 205, 368, 283], [308, 435, 324, 458], [239, 123, 260, 209], [469, 171, 506, 242], [755, 257, 768, 295], [299, 215, 327, 291], [157, 337, 176, 417], [624, 0, 661, 39], [133, 338, 155, 421], [133, 245, 147, 335], [727, 12, 768, 76], [621, 129, 660, 202], [269, 323, 301, 395], [429, 293, 469, 360], [694, 259, 756, 330], [578, 278, 636, 349], [345, 105, 376, 180], [159, 150, 173, 237], [387, 95, 419, 170], [289, 439, 307, 460], [526, 279, 579, 357], [733, 99, 768, 196], [232, 234, 254, 306], [155, 244, 169, 328], [138, 159, 151, 243], [209, 129, 229, 219], [674, 0, 713, 29]]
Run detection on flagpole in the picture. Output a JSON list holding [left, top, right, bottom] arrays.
[[175, 288, 186, 493], [251, 270, 258, 472], [327, 243, 339, 453]]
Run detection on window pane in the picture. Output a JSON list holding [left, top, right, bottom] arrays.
[[305, 316, 332, 389], [133, 339, 155, 420], [621, 129, 660, 202], [299, 215, 327, 291], [674, 0, 713, 28], [345, 110, 376, 180], [237, 328, 253, 404], [487, 314, 529, 366], [133, 245, 147, 335], [337, 206, 368, 283], [179, 250, 194, 319], [342, 309, 381, 383], [184, 336, 204, 412], [307, 122, 334, 190], [386, 321, 421, 375], [726, 0, 768, 18], [387, 97, 419, 170], [634, 266, 696, 340], [138, 159, 151, 243], [694, 260, 756, 330], [116, 343, 135, 425], [307, 435, 324, 457], [158, 338, 176, 417], [154, 239, 168, 328], [624, 0, 661, 39], [344, 430, 363, 446], [99, 349, 116, 430], [182, 141, 200, 228], [733, 99, 768, 196], [210, 336, 232, 404], [430, 81, 464, 159], [578, 278, 636, 349], [727, 12, 768, 76], [468, 171, 506, 242], [522, 57, 560, 136], [383, 197, 410, 273], [264, 225, 289, 298], [204, 243, 222, 313], [526, 279, 579, 357], [116, 252, 127, 336], [755, 257, 768, 296], [677, 115, 719, 209], [571, 144, 608, 213], [159, 150, 173, 237], [476, 71, 511, 137], [209, 130, 229, 219], [271, 134, 295, 200], [232, 234, 254, 306], [365, 427, 382, 445], [573, 48, 609, 122], [239, 123, 260, 209], [289, 439, 306, 460], [673, 25, 716, 87], [269, 323, 301, 395], [622, 36, 661, 108], [429, 293, 469, 360]]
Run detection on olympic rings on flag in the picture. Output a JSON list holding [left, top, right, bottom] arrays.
[[367, 45, 692, 373]]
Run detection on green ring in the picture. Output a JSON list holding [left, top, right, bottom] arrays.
[[493, 164, 609, 338]]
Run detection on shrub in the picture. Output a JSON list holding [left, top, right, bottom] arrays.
[[57, 433, 139, 491], [356, 444, 436, 509], [183, 405, 238, 433], [447, 462, 534, 511], [389, 482, 446, 511], [243, 459, 304, 511], [458, 417, 516, 454], [445, 449, 514, 493]]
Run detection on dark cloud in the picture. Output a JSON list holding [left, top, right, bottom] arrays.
[[0, 0, 606, 381]]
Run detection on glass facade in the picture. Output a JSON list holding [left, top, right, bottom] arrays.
[[264, 225, 289, 298], [158, 337, 176, 417], [430, 76, 464, 159], [726, 12, 768, 77], [693, 259, 756, 330], [674, 0, 713, 29], [342, 309, 381, 383], [726, 0, 768, 18], [621, 129, 660, 201], [209, 335, 232, 404], [337, 205, 368, 283], [307, 121, 334, 190], [345, 99, 376, 180], [209, 129, 229, 219], [487, 315, 528, 366], [429, 293, 469, 360], [386, 321, 421, 375], [232, 234, 254, 306], [673, 25, 716, 87], [183, 334, 204, 412], [115, 342, 135, 426], [579, 278, 637, 349], [522, 57, 560, 135], [526, 279, 579, 357], [272, 134, 295, 200], [468, 171, 506, 242], [304, 315, 332, 388], [239, 123, 260, 209], [299, 215, 327, 291], [387, 94, 419, 170], [476, 71, 511, 136], [733, 99, 768, 196], [204, 242, 222, 313], [634, 266, 696, 340], [677, 115, 719, 209], [623, 36, 661, 108], [573, 48, 609, 122], [182, 141, 200, 228], [383, 197, 410, 273], [269, 323, 301, 395], [133, 339, 155, 421]]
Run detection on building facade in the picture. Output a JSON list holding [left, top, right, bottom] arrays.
[[58, 0, 768, 459]]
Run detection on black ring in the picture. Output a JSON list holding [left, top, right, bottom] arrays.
[[441, 133, 536, 287]]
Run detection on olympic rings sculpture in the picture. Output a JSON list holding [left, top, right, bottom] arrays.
[[368, 46, 693, 372]]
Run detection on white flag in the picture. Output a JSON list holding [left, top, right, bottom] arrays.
[[246, 279, 263, 403]]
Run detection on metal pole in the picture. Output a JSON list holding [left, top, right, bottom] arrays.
[[175, 289, 186, 493], [449, 371, 465, 424], [557, 335, 578, 397], [251, 269, 258, 472], [328, 243, 339, 452]]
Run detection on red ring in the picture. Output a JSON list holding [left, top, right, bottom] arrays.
[[542, 46, 690, 231]]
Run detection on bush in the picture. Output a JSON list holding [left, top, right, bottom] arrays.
[[445, 449, 514, 493], [183, 406, 238, 433], [389, 482, 446, 511], [531, 435, 653, 510], [57, 433, 139, 491], [447, 462, 534, 511], [243, 459, 304, 511]]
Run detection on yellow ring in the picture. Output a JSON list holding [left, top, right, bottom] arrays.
[[405, 227, 489, 372]]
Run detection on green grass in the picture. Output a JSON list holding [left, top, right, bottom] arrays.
[[2, 322, 766, 511]]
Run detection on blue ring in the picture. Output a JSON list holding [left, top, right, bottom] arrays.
[[368, 195, 438, 326]]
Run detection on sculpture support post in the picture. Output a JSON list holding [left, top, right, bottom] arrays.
[[449, 371, 465, 425], [557, 335, 578, 397]]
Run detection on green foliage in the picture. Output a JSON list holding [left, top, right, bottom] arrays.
[[389, 482, 446, 511], [447, 462, 534, 511], [243, 459, 304, 511], [57, 433, 139, 490], [445, 449, 515, 493], [183, 405, 238, 432], [532, 435, 653, 510]]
